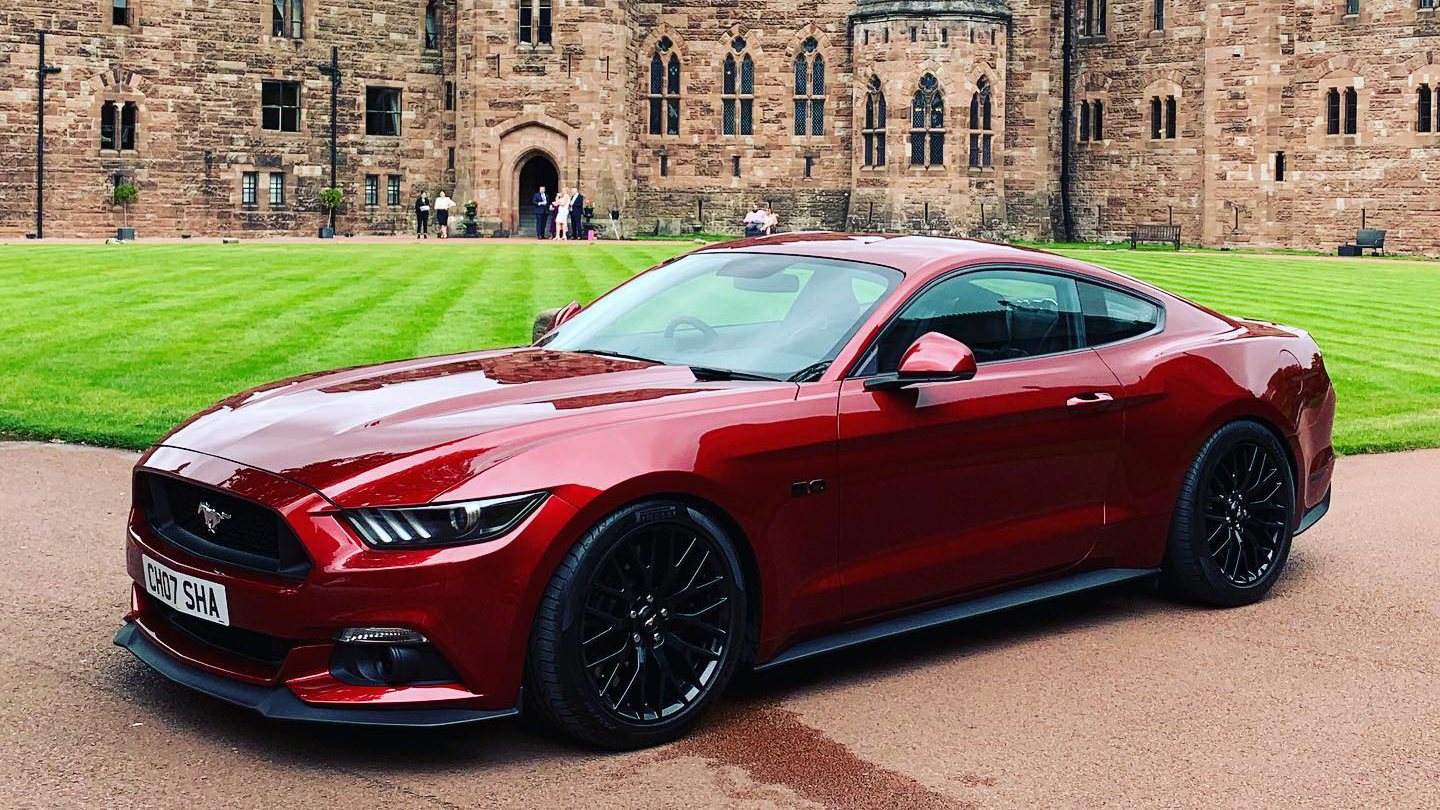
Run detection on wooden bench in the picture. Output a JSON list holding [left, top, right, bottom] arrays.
[[1352, 228, 1386, 255], [1130, 224, 1182, 250]]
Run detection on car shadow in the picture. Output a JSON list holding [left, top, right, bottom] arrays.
[[101, 577, 1194, 772]]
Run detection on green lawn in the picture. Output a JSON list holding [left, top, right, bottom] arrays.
[[1, 242, 1435, 454]]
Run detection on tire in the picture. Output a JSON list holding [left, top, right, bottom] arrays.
[[525, 499, 749, 749], [1161, 420, 1297, 607]]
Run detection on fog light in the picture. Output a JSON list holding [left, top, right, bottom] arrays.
[[334, 626, 428, 644], [330, 641, 461, 686]]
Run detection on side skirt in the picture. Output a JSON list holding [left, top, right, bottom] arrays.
[[754, 567, 1160, 672]]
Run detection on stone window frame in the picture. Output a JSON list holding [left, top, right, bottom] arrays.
[[423, 0, 441, 52], [364, 83, 405, 138], [92, 78, 148, 158], [240, 171, 259, 208], [792, 37, 827, 138], [232, 164, 290, 212], [861, 75, 888, 170], [1407, 67, 1440, 140], [967, 74, 996, 170], [267, 0, 305, 40], [258, 79, 302, 135], [720, 37, 756, 139], [517, 0, 553, 49], [268, 171, 288, 208], [102, 0, 140, 33], [364, 174, 379, 207], [388, 175, 403, 207], [98, 99, 140, 153], [1141, 79, 1183, 144], [1317, 73, 1365, 144], [1081, 0, 1109, 39], [1078, 96, 1107, 145], [1421, 0, 1436, 13], [908, 73, 946, 170], [645, 36, 683, 138]]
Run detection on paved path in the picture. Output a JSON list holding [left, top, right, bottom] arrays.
[[2, 442, 1437, 808]]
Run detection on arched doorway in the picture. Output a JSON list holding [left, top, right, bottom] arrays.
[[516, 152, 559, 238]]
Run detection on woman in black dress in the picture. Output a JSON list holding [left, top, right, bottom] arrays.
[[415, 193, 430, 238]]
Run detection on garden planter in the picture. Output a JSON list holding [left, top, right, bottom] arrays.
[[115, 227, 135, 241]]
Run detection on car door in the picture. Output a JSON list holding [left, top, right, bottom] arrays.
[[834, 267, 1127, 620]]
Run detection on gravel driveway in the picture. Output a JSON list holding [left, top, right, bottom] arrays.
[[3, 442, 1436, 808]]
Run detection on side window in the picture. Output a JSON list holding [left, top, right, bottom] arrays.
[[1077, 281, 1161, 346], [863, 269, 1083, 374]]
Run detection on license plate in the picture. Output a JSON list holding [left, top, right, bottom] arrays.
[[142, 554, 230, 626]]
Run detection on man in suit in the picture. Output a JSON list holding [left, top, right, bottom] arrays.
[[532, 186, 548, 239], [568, 187, 585, 239]]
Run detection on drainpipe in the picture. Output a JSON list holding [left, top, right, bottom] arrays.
[[1059, 0, 1076, 242], [35, 31, 62, 239]]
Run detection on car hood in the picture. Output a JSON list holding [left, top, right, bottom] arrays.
[[159, 348, 793, 505]]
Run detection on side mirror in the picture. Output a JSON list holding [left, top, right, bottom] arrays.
[[865, 332, 978, 391], [531, 301, 580, 344]]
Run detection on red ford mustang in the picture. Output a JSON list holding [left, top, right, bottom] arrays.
[[116, 235, 1335, 748]]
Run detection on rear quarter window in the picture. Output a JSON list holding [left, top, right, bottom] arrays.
[[1078, 282, 1161, 346]]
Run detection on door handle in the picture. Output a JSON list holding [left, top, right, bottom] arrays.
[[1066, 391, 1115, 409]]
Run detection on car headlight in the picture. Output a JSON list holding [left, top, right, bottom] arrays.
[[342, 491, 547, 549]]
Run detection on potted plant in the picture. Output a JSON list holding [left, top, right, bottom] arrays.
[[112, 182, 138, 240], [462, 199, 479, 237], [317, 187, 342, 238]]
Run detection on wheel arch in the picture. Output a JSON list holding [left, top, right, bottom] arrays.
[[527, 477, 771, 668]]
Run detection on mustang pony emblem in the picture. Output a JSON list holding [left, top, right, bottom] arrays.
[[197, 502, 231, 534]]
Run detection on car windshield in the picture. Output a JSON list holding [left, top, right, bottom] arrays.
[[539, 252, 902, 381]]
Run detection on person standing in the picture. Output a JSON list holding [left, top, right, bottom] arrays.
[[569, 187, 585, 239], [415, 192, 430, 238], [532, 186, 549, 239], [554, 188, 571, 240], [433, 191, 454, 239]]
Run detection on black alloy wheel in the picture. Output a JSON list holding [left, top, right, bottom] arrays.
[[526, 500, 749, 748], [580, 523, 736, 722], [1201, 441, 1290, 587], [1162, 420, 1297, 606]]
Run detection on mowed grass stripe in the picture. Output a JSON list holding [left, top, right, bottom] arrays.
[[1, 242, 1435, 453]]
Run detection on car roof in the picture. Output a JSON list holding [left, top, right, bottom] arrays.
[[691, 232, 1160, 294]]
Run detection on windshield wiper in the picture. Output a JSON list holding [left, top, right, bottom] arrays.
[[573, 348, 661, 364], [688, 366, 781, 382], [573, 350, 779, 381], [788, 360, 831, 382]]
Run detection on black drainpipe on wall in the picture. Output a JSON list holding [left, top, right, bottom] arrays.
[[1059, 0, 1076, 242]]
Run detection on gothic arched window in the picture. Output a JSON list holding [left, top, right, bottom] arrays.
[[648, 37, 680, 135], [909, 73, 944, 166], [722, 38, 754, 136], [793, 37, 825, 136], [863, 76, 886, 167], [968, 76, 993, 167]]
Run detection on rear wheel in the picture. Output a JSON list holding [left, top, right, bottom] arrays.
[[525, 500, 748, 748], [1162, 421, 1296, 606]]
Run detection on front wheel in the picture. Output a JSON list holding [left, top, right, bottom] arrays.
[[1161, 421, 1296, 606], [525, 500, 749, 748]]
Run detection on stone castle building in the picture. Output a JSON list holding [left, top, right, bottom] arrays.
[[2, 0, 1439, 250]]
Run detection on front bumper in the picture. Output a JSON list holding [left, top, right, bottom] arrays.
[[120, 445, 580, 723], [114, 621, 517, 727]]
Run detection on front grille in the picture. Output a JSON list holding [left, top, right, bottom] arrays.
[[138, 472, 311, 578], [148, 594, 294, 667]]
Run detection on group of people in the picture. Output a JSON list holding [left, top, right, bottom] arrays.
[[414, 191, 456, 238], [531, 186, 588, 240], [743, 204, 780, 237]]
